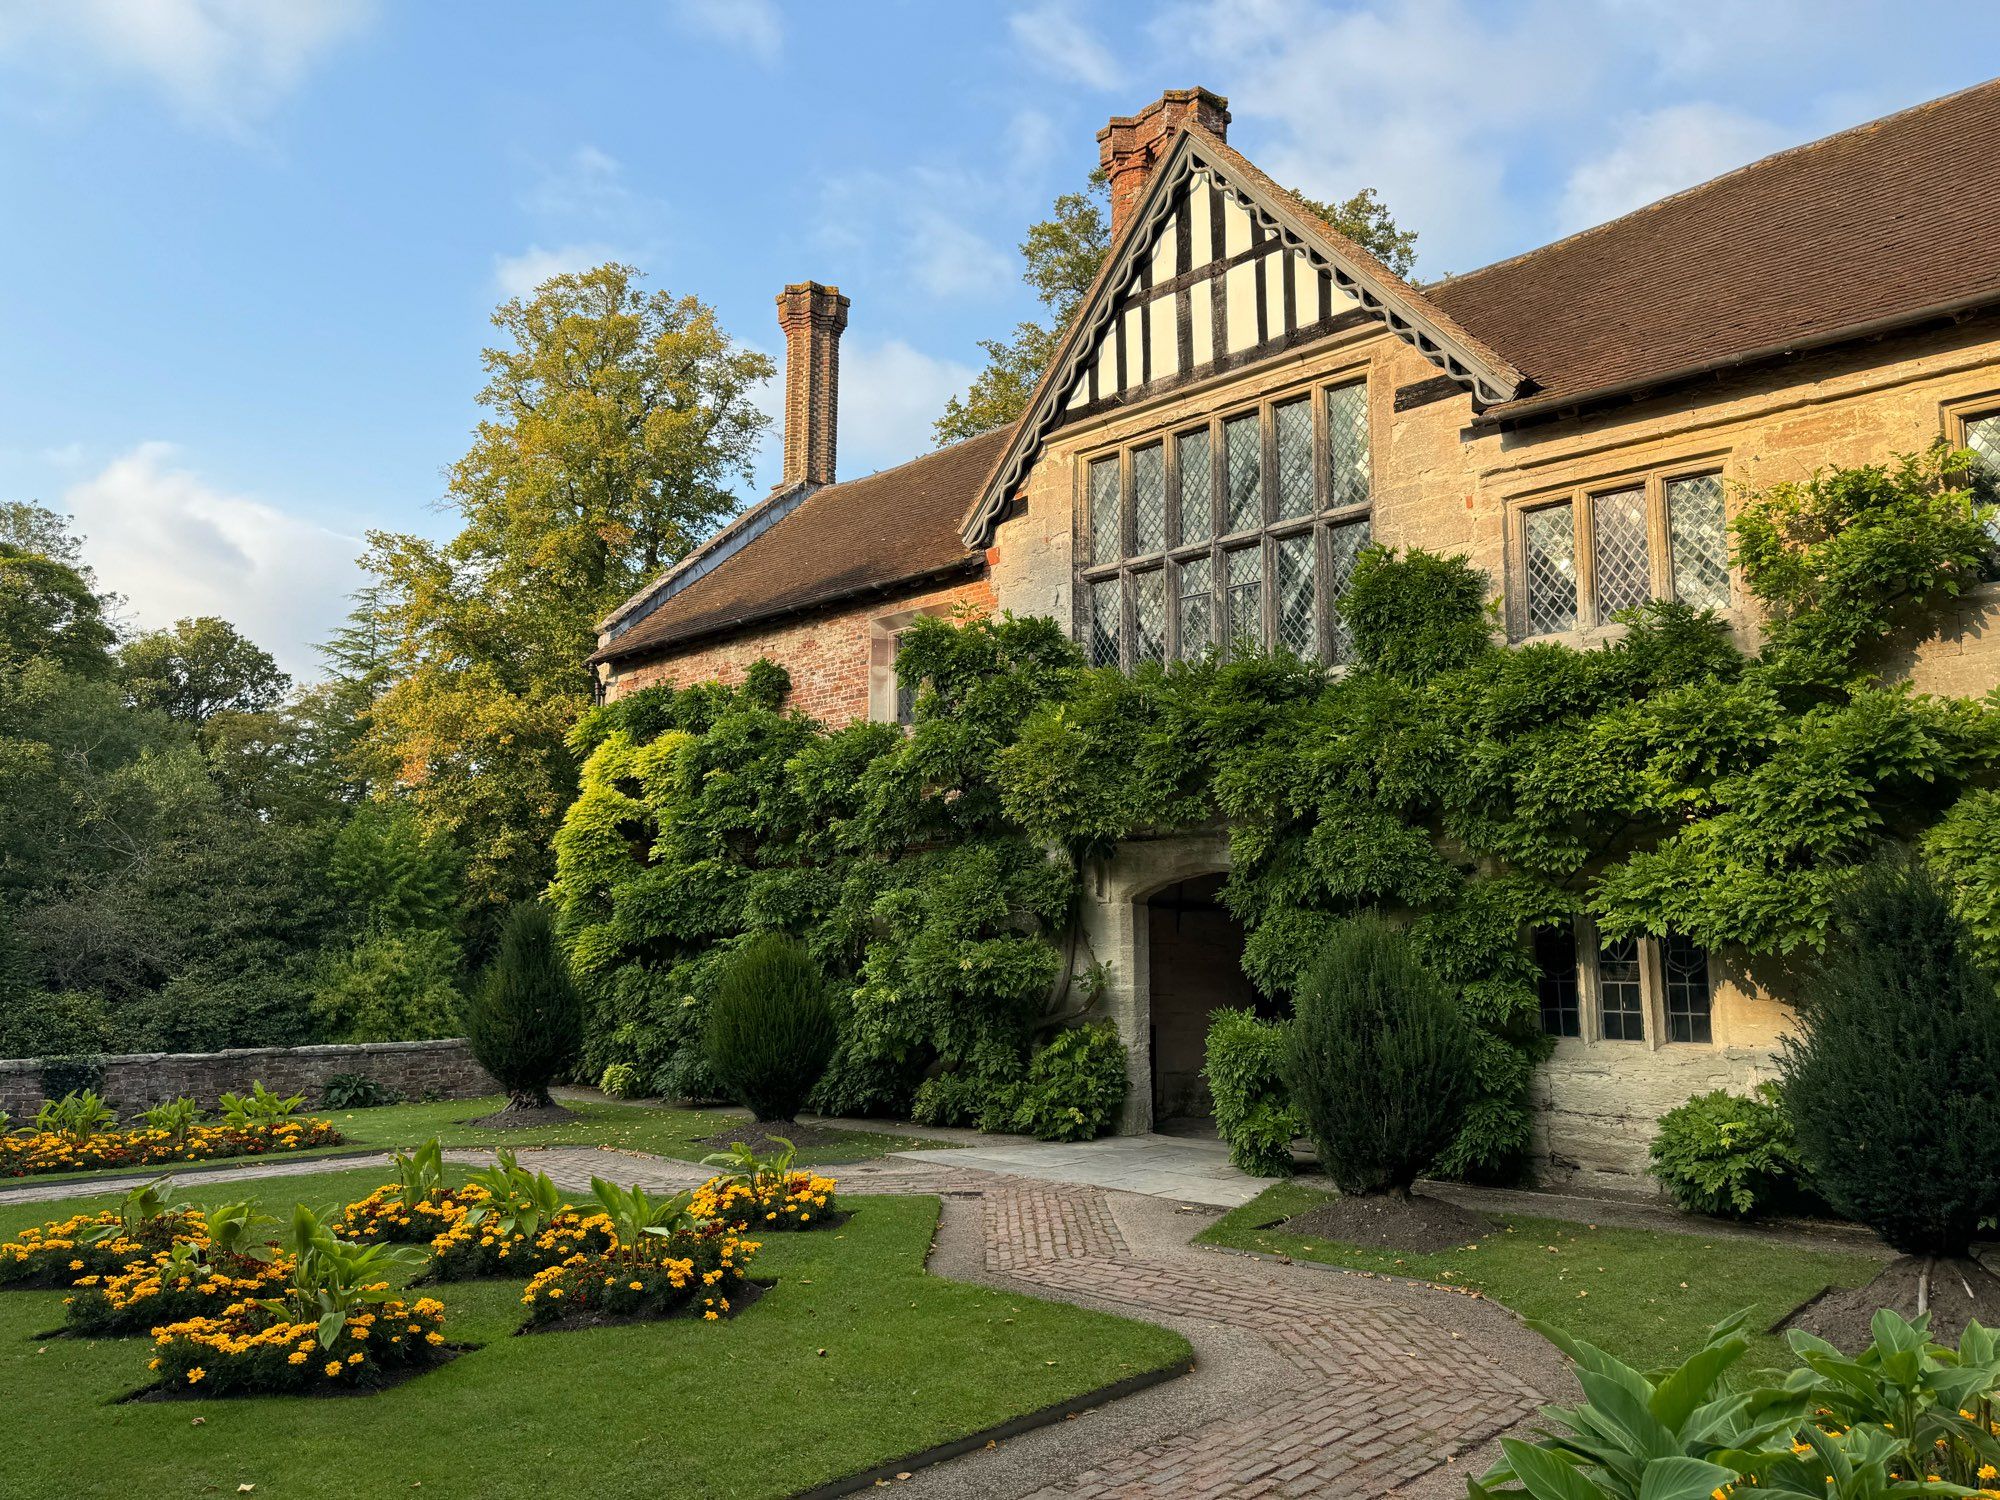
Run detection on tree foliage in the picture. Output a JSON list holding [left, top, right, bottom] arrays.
[[465, 902, 582, 1109], [119, 615, 289, 727], [704, 934, 836, 1122]]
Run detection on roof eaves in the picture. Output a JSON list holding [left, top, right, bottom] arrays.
[[596, 478, 816, 639]]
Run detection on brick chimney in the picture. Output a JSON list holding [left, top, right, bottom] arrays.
[[1098, 87, 1231, 240], [775, 281, 850, 488]]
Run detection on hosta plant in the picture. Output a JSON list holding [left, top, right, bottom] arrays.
[[695, 1137, 841, 1231], [34, 1090, 115, 1144], [336, 1139, 487, 1245], [217, 1082, 305, 1132], [138, 1097, 203, 1146], [425, 1155, 611, 1280]]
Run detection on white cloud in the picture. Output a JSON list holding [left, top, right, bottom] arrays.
[[834, 340, 976, 472], [1556, 102, 1790, 233], [906, 207, 1016, 301], [492, 242, 623, 298], [668, 0, 780, 65], [521, 144, 635, 223], [58, 443, 360, 678], [1008, 2, 1122, 89], [0, 0, 373, 130]]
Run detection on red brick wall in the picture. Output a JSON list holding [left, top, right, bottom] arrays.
[[603, 574, 996, 726]]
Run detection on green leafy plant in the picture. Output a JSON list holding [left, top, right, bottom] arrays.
[[37, 1054, 104, 1102], [217, 1080, 305, 1131], [1282, 916, 1474, 1196], [322, 1072, 402, 1110], [201, 1200, 280, 1263], [1009, 1023, 1127, 1142], [587, 1177, 700, 1257], [33, 1089, 115, 1143], [459, 1148, 568, 1240], [1649, 1085, 1809, 1220], [84, 1174, 193, 1247], [261, 1203, 427, 1349], [704, 935, 836, 1123], [390, 1138, 446, 1212], [465, 902, 583, 1111], [138, 1096, 202, 1145], [598, 1061, 642, 1099], [1204, 1008, 1301, 1176], [700, 1135, 798, 1199]]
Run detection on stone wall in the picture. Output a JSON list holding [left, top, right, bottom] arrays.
[[0, 1039, 496, 1120]]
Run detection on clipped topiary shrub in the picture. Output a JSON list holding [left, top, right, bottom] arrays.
[[1204, 1008, 1301, 1177], [1781, 862, 2000, 1257], [464, 903, 583, 1113], [704, 935, 836, 1123], [1281, 915, 1474, 1196], [1648, 1084, 1807, 1219], [1009, 1023, 1127, 1142]]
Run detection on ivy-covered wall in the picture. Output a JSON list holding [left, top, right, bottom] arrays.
[[552, 445, 1998, 1177]]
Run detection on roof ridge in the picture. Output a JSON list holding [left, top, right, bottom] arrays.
[[1436, 75, 2000, 293]]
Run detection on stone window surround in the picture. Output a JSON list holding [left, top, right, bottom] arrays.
[[1541, 917, 1719, 1052], [1942, 388, 2000, 462], [1503, 449, 1736, 643], [867, 604, 956, 726], [1074, 368, 1373, 668]]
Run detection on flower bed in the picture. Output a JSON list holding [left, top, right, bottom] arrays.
[[690, 1169, 840, 1232], [66, 1249, 295, 1337], [0, 1120, 344, 1178], [147, 1297, 449, 1397], [0, 1208, 197, 1289], [335, 1183, 488, 1245], [520, 1222, 760, 1331], [423, 1207, 615, 1280]]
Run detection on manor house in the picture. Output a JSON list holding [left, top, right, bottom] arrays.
[[589, 83, 2000, 1189]]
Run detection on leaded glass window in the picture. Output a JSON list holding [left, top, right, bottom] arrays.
[[1177, 429, 1213, 544], [1667, 473, 1729, 610], [1132, 443, 1166, 555], [1598, 935, 1645, 1041], [1089, 456, 1120, 566], [1088, 576, 1119, 666], [1324, 380, 1369, 509], [1276, 532, 1315, 658], [1132, 568, 1166, 665], [1968, 412, 2000, 476], [1176, 555, 1212, 660], [1274, 398, 1313, 519], [1225, 545, 1261, 654], [1592, 485, 1651, 624], [1662, 933, 1712, 1044], [1224, 414, 1261, 533], [1534, 927, 1580, 1038], [1327, 518, 1370, 663], [1524, 504, 1578, 635]]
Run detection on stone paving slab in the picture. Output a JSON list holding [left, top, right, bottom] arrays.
[[893, 1133, 1277, 1208]]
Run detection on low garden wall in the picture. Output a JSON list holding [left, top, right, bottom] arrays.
[[0, 1039, 496, 1118]]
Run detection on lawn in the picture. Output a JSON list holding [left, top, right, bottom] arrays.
[[13, 1094, 942, 1190], [0, 1167, 1191, 1499], [1198, 1183, 1883, 1375]]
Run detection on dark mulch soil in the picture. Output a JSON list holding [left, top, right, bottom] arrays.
[[1780, 1254, 2000, 1350], [118, 1345, 474, 1402], [1280, 1191, 1492, 1256], [697, 1121, 842, 1154], [516, 1277, 772, 1336], [466, 1103, 580, 1130]]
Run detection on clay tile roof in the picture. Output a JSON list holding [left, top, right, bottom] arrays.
[[1429, 77, 2000, 419], [594, 423, 1015, 663]]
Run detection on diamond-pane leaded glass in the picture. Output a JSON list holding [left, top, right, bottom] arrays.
[[1275, 399, 1313, 519], [1662, 932, 1712, 1044], [1224, 414, 1261, 533], [1132, 569, 1166, 665], [1327, 517, 1370, 662], [1966, 415, 2000, 546], [1324, 381, 1370, 509], [1276, 533, 1315, 658], [1177, 429, 1213, 544], [1089, 457, 1120, 565], [1132, 444, 1166, 555], [1667, 473, 1729, 610], [1592, 485, 1651, 623], [1088, 576, 1120, 666], [1225, 545, 1262, 654], [1598, 934, 1644, 1041], [1176, 555, 1212, 660], [1523, 504, 1577, 635]]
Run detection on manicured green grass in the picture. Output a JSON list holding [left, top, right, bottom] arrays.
[[0, 1168, 1191, 1500], [1198, 1183, 1882, 1375], [11, 1095, 941, 1189]]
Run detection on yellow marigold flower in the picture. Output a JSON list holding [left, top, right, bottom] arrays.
[[325, 1361, 343, 1377], [629, 1281, 643, 1291], [424, 1332, 444, 1345], [347, 1352, 364, 1365], [187, 1367, 206, 1384], [288, 1351, 308, 1366]]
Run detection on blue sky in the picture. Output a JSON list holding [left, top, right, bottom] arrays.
[[2, 0, 1997, 677]]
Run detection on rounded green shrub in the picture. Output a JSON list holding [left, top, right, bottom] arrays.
[[464, 903, 583, 1111], [598, 1062, 641, 1100], [1009, 1023, 1127, 1142], [1648, 1084, 1807, 1219], [1281, 915, 1474, 1195], [1780, 862, 2000, 1255], [704, 935, 836, 1123], [1204, 1008, 1301, 1177]]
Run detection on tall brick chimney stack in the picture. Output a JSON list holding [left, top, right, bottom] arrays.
[[1098, 87, 1231, 240], [775, 281, 850, 488]]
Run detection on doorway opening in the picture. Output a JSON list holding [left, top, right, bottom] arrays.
[[1145, 873, 1266, 1128]]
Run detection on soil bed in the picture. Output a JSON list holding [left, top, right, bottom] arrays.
[[1780, 1254, 2000, 1349], [698, 1122, 843, 1154], [1280, 1191, 1491, 1255], [118, 1344, 473, 1402], [516, 1276, 772, 1335], [466, 1103, 580, 1130]]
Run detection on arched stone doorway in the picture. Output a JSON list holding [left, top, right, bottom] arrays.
[[1145, 873, 1262, 1127]]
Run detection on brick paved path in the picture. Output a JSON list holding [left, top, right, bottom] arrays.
[[0, 1145, 1561, 1497]]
